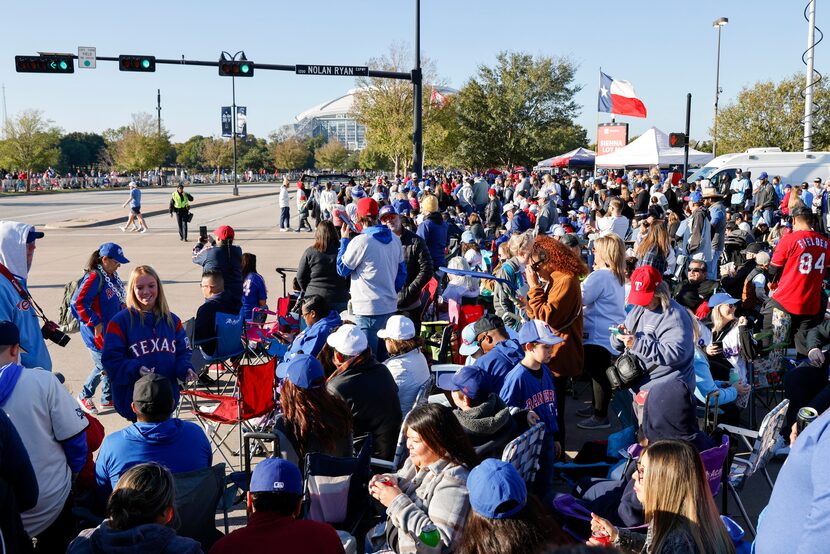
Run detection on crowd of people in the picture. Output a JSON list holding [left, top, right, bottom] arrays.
[[2, 165, 830, 552]]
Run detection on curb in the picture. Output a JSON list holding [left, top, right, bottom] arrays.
[[46, 190, 278, 229]]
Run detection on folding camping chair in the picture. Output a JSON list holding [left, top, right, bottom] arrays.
[[193, 310, 246, 394], [420, 277, 439, 323], [371, 377, 433, 472], [181, 358, 278, 473], [303, 436, 373, 537], [501, 422, 546, 483], [244, 307, 293, 363], [174, 463, 233, 550], [718, 399, 789, 537]]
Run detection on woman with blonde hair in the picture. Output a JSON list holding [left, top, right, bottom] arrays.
[[417, 193, 449, 268], [635, 219, 675, 276], [102, 265, 195, 422], [590, 439, 735, 554], [577, 234, 626, 429], [525, 235, 589, 441]]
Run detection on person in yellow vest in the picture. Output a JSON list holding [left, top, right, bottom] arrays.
[[168, 184, 194, 241]]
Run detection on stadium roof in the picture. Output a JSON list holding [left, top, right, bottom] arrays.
[[295, 86, 457, 122]]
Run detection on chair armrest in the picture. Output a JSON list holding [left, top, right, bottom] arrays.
[[717, 424, 759, 439], [180, 389, 231, 402], [370, 458, 395, 470]]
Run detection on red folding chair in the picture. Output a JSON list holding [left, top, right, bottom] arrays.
[[181, 358, 277, 472]]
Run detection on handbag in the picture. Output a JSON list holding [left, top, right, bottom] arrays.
[[186, 211, 194, 223], [605, 310, 654, 390]]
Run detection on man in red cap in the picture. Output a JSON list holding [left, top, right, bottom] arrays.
[[192, 225, 243, 310], [337, 197, 406, 358]]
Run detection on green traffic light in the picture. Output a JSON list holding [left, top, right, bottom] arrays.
[[240, 63, 250, 74], [142, 59, 150, 69], [59, 60, 68, 70]]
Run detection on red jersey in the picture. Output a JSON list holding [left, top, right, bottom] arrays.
[[770, 229, 830, 315]]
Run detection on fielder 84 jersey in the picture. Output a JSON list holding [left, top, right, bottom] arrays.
[[770, 230, 830, 315]]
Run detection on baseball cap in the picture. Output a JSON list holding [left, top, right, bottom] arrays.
[[451, 365, 487, 402], [379, 204, 397, 220], [249, 458, 303, 495], [99, 242, 129, 264], [517, 320, 564, 346], [276, 354, 324, 389], [502, 203, 515, 214], [459, 323, 481, 356], [326, 324, 368, 356], [741, 242, 766, 255], [214, 225, 235, 240], [376, 315, 416, 341], [132, 374, 174, 416], [755, 252, 771, 266], [128, 181, 137, 188], [27, 228, 45, 243], [708, 292, 739, 309], [814, 177, 822, 183], [488, 188, 497, 196], [628, 265, 662, 307], [758, 172, 769, 180], [472, 314, 505, 340], [351, 186, 366, 198], [0, 321, 25, 351], [467, 459, 527, 519], [461, 231, 476, 244], [357, 197, 379, 217], [689, 191, 703, 203]]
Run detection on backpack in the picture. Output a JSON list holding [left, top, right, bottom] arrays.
[[59, 270, 103, 334]]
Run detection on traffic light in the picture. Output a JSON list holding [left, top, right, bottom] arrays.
[[219, 59, 254, 77], [15, 55, 74, 73], [119, 55, 156, 72], [669, 133, 688, 148]]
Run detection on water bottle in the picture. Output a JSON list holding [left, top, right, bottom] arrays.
[[730, 366, 749, 409], [418, 523, 441, 553]]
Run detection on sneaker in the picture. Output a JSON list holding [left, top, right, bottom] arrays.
[[139, 227, 147, 234], [119, 225, 127, 232], [575, 405, 593, 418], [99, 400, 114, 409], [77, 395, 99, 415], [577, 416, 611, 430]]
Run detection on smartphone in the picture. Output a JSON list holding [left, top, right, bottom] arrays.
[[199, 225, 208, 240], [609, 325, 623, 336]]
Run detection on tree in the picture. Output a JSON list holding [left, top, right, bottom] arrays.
[[713, 73, 830, 153], [238, 135, 271, 171], [315, 139, 349, 170], [358, 147, 392, 171], [455, 51, 587, 169], [57, 132, 108, 173], [201, 137, 234, 181], [273, 137, 311, 170], [107, 113, 172, 173], [0, 110, 61, 190], [175, 135, 206, 169]]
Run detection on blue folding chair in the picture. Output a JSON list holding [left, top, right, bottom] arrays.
[[194, 310, 246, 394]]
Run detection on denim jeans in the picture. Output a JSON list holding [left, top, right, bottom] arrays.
[[708, 249, 723, 280], [279, 207, 290, 229], [353, 312, 393, 360], [81, 348, 111, 402]]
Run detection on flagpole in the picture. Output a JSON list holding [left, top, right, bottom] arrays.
[[594, 67, 601, 179]]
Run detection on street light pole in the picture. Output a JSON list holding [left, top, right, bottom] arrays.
[[712, 17, 728, 159], [412, 0, 423, 183], [222, 50, 244, 196]]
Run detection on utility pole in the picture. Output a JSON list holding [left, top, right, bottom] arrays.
[[712, 17, 728, 158], [804, 0, 818, 152], [683, 93, 692, 180], [412, 0, 423, 183], [156, 89, 161, 136]]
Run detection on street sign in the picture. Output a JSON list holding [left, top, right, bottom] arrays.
[[295, 64, 368, 77], [78, 47, 96, 69]]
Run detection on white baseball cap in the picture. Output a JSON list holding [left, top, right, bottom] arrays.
[[326, 324, 368, 356], [376, 315, 416, 341]]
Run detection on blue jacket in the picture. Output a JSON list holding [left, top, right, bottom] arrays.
[[474, 339, 524, 396], [102, 309, 192, 422], [95, 418, 211, 499], [72, 270, 126, 351], [285, 310, 342, 361], [193, 243, 244, 307], [68, 522, 202, 554], [417, 213, 449, 269], [500, 362, 559, 435], [510, 210, 532, 234]]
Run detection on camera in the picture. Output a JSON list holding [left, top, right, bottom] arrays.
[[41, 320, 70, 347]]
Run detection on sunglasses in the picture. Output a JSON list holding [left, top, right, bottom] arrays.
[[688, 268, 704, 273]]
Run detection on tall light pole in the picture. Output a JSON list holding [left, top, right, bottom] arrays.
[[220, 50, 246, 196], [412, 0, 423, 183], [712, 17, 728, 159], [804, 0, 817, 152]]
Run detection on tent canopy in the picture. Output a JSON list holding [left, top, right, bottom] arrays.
[[595, 127, 713, 168], [536, 147, 596, 169]]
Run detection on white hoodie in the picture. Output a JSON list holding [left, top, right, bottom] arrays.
[[279, 185, 290, 208]]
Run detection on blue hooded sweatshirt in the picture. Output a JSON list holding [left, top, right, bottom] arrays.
[[102, 309, 192, 422], [68, 521, 202, 554], [95, 418, 211, 499], [285, 310, 342, 361], [72, 270, 126, 351], [474, 339, 524, 396], [417, 213, 449, 269]]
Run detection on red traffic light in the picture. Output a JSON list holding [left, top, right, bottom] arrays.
[[669, 133, 687, 148]]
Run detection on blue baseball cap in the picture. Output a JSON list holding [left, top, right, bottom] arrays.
[[0, 320, 25, 351], [689, 191, 703, 203], [461, 231, 476, 244], [249, 458, 303, 495], [451, 365, 487, 401], [379, 204, 397, 219], [459, 323, 481, 356], [99, 242, 129, 264], [517, 320, 564, 346], [468, 459, 527, 519], [708, 292, 740, 309], [758, 172, 769, 180], [276, 354, 324, 389]]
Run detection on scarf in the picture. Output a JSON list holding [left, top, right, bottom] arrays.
[[0, 362, 23, 406]]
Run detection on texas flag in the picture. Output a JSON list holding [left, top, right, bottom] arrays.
[[598, 72, 648, 118]]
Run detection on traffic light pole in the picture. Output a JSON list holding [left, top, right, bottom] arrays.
[[683, 93, 691, 181], [412, 0, 423, 183], [231, 73, 238, 196]]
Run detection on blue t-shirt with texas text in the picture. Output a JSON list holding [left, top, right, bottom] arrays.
[[499, 361, 558, 435]]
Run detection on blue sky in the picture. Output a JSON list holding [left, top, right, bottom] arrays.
[[1, 1, 824, 146]]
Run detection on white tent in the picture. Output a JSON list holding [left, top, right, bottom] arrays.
[[595, 127, 713, 168]]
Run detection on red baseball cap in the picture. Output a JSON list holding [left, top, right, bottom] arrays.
[[488, 188, 497, 196], [357, 197, 379, 217], [214, 225, 235, 240], [628, 265, 662, 307]]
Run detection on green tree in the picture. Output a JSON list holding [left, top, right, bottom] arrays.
[[358, 147, 392, 171], [238, 135, 271, 171], [107, 113, 172, 173], [455, 51, 586, 169], [57, 132, 107, 173], [0, 110, 61, 190], [201, 137, 234, 181], [713, 73, 830, 153], [315, 139, 349, 170], [273, 138, 311, 170], [175, 135, 206, 169]]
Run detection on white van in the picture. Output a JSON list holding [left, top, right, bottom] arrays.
[[688, 148, 830, 190]]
